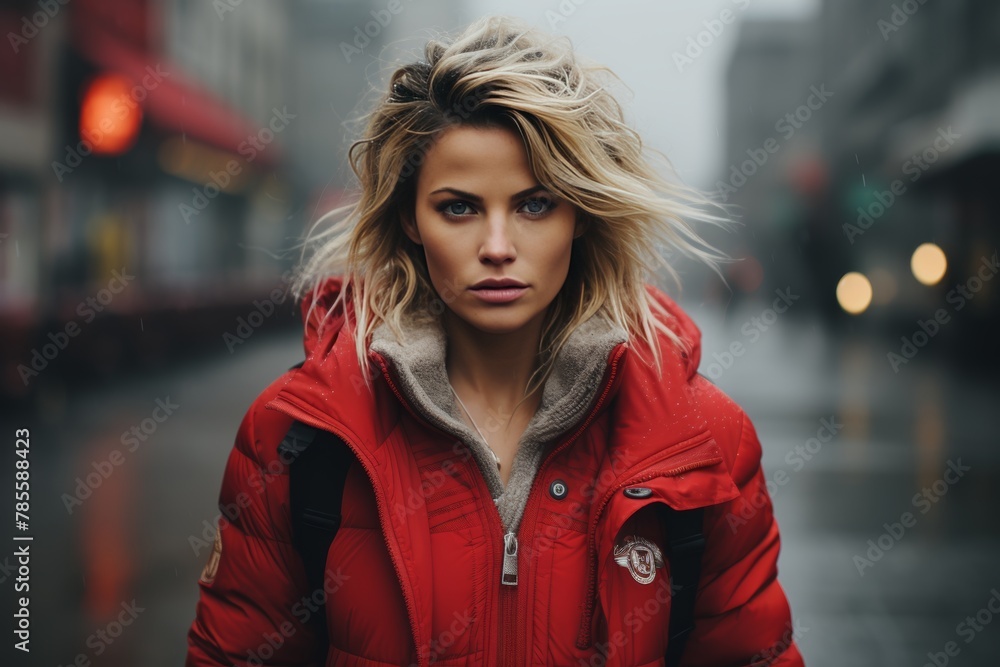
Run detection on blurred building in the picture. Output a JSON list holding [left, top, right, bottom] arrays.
[[720, 17, 822, 302], [0, 1, 64, 400], [0, 0, 475, 409], [287, 0, 467, 215], [721, 0, 1000, 371], [818, 0, 1000, 368], [1, 0, 300, 405]]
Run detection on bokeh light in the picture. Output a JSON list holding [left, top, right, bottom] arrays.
[[836, 271, 873, 314], [911, 242, 948, 286], [79, 73, 143, 155]]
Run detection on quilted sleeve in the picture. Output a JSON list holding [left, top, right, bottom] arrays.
[[185, 398, 327, 666], [681, 409, 806, 667]]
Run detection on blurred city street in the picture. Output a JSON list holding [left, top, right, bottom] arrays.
[[2, 295, 997, 666], [1, 0, 998, 665], [694, 299, 1000, 665]]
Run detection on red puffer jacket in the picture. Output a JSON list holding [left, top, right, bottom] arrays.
[[185, 275, 805, 666]]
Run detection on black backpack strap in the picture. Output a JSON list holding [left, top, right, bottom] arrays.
[[277, 418, 353, 650], [661, 506, 707, 667]]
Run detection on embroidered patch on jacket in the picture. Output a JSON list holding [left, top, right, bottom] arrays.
[[199, 526, 223, 585], [613, 535, 664, 585]]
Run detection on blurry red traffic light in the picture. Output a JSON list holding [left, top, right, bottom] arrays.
[[79, 73, 143, 155]]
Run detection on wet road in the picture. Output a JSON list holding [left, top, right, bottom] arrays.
[[2, 299, 997, 666], [692, 300, 1000, 666]]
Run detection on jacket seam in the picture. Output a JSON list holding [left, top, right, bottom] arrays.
[[231, 438, 293, 546], [187, 624, 232, 664], [703, 409, 747, 536]]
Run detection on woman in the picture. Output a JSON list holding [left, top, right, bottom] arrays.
[[186, 14, 804, 667]]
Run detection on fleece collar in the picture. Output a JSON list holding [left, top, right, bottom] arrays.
[[369, 311, 629, 536], [277, 277, 711, 539]]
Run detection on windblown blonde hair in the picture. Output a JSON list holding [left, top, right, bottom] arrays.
[[289, 14, 737, 407]]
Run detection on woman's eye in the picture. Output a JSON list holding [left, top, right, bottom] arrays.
[[444, 201, 473, 216], [521, 197, 555, 216], [437, 196, 556, 219]]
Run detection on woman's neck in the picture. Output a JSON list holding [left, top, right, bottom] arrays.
[[442, 309, 544, 418]]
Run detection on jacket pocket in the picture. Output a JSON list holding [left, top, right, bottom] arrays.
[[585, 432, 742, 661], [598, 503, 672, 666], [596, 432, 741, 571]]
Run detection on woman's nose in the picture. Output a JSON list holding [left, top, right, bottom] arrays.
[[479, 213, 517, 262]]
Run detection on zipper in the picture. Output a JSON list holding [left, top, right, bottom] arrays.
[[498, 532, 518, 665], [574, 442, 722, 650], [370, 350, 518, 664], [265, 395, 426, 666], [501, 532, 518, 585], [498, 344, 626, 667]]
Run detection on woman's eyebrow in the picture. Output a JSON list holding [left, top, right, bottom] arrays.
[[428, 185, 547, 202]]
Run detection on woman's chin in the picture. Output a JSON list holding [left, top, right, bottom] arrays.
[[449, 306, 538, 337]]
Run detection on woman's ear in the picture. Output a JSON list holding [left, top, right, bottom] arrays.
[[400, 209, 422, 245], [574, 211, 589, 239]]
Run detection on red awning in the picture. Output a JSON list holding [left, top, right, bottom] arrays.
[[71, 28, 282, 168]]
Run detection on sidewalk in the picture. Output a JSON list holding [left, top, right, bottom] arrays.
[[687, 298, 1000, 666]]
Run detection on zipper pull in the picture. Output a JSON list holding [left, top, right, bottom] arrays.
[[501, 531, 518, 586]]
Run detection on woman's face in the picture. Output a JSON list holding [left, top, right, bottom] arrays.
[[402, 123, 583, 336]]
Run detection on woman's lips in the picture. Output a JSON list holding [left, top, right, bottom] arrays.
[[469, 286, 528, 303]]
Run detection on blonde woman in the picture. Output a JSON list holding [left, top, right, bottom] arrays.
[[186, 14, 804, 667]]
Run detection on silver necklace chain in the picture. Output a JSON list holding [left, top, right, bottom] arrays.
[[449, 384, 502, 471]]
